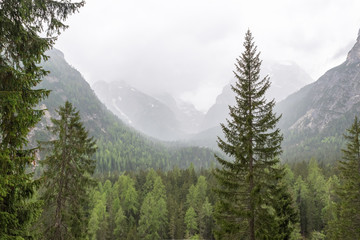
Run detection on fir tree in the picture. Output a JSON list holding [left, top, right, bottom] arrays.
[[331, 116, 360, 239], [40, 101, 96, 240], [213, 30, 295, 239], [0, 1, 84, 238]]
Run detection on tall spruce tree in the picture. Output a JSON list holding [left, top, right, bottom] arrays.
[[330, 116, 360, 239], [213, 30, 294, 239], [0, 1, 84, 238], [40, 101, 96, 240]]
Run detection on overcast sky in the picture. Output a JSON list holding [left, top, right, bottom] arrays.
[[55, 0, 360, 112]]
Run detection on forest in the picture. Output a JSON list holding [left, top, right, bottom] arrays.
[[1, 1, 360, 240]]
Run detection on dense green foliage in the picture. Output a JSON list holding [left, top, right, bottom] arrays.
[[39, 102, 96, 239], [66, 155, 355, 240], [328, 117, 360, 239], [84, 157, 352, 240], [86, 167, 217, 240], [214, 30, 296, 239], [0, 1, 83, 238], [281, 125, 346, 164], [288, 159, 338, 239]]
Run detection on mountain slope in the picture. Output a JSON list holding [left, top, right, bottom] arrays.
[[276, 28, 360, 162], [154, 93, 204, 135], [93, 81, 205, 140], [93, 81, 183, 141], [33, 49, 216, 173], [201, 60, 313, 131]]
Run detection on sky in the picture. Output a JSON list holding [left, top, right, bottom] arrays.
[[55, 0, 360, 112]]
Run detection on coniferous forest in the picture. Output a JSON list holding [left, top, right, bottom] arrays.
[[1, 1, 360, 240]]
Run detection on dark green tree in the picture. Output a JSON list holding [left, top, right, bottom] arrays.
[[294, 176, 310, 237], [331, 117, 360, 239], [0, 1, 84, 238], [213, 30, 294, 239], [271, 170, 299, 240], [40, 101, 96, 240]]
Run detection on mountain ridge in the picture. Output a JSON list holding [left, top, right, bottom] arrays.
[[275, 28, 360, 162]]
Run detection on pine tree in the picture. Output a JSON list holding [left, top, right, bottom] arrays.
[[40, 101, 96, 240], [332, 116, 360, 239], [213, 30, 293, 239], [0, 1, 84, 238]]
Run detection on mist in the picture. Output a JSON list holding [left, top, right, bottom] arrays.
[[55, 0, 360, 111]]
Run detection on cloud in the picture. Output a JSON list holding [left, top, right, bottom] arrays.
[[55, 0, 360, 111]]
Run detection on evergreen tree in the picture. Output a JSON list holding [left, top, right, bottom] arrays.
[[294, 175, 311, 237], [271, 170, 299, 239], [0, 1, 84, 238], [199, 197, 214, 239], [185, 207, 198, 238], [332, 117, 360, 239], [138, 175, 168, 240], [213, 30, 294, 239], [40, 101, 96, 240], [115, 174, 139, 229], [112, 202, 126, 239], [306, 159, 327, 234], [88, 191, 108, 240]]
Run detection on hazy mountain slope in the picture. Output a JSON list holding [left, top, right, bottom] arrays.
[[93, 81, 183, 141], [93, 81, 205, 140], [155, 93, 204, 134], [33, 49, 216, 172], [276, 29, 360, 162], [201, 61, 313, 131]]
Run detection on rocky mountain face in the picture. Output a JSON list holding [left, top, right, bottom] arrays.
[[32, 49, 113, 140], [276, 28, 360, 162], [92, 81, 204, 141], [201, 60, 313, 131], [277, 29, 360, 132]]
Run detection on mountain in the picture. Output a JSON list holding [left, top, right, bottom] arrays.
[[154, 93, 205, 135], [93, 81, 204, 140], [276, 28, 360, 162], [200, 60, 313, 132], [32, 49, 216, 173], [92, 81, 183, 141]]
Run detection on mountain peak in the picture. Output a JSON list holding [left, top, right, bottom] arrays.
[[346, 28, 360, 65]]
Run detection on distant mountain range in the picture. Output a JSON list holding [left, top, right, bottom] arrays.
[[37, 27, 360, 166], [32, 49, 216, 173], [93, 61, 313, 142], [92, 81, 204, 141]]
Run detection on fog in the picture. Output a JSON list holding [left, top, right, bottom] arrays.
[[55, 0, 360, 111]]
